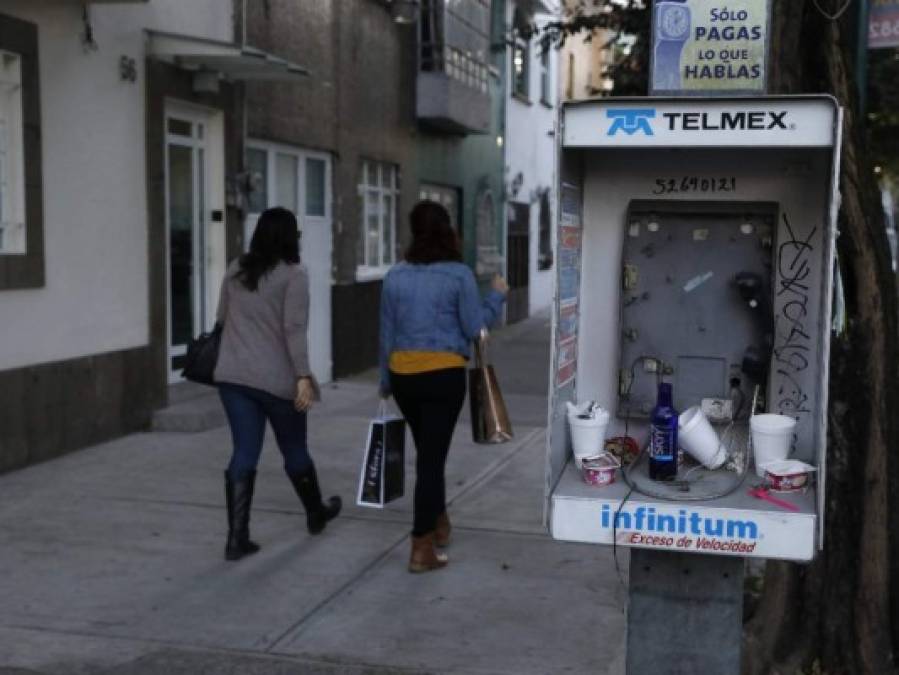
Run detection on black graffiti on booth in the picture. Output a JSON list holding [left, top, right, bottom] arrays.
[[773, 212, 816, 416]]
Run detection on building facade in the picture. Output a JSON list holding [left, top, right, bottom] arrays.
[[415, 0, 507, 294], [0, 0, 512, 473], [243, 0, 507, 380], [504, 0, 560, 322], [0, 0, 302, 473], [240, 0, 420, 381]]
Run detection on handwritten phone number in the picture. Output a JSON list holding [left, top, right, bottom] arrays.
[[653, 177, 737, 195]]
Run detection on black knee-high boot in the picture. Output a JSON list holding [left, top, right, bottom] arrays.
[[287, 467, 342, 535], [224, 470, 261, 561]]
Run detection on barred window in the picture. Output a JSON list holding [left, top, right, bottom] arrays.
[[420, 0, 491, 94]]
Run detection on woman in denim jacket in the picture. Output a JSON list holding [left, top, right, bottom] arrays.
[[380, 201, 508, 573]]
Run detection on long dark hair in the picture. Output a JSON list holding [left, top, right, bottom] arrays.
[[404, 200, 462, 264], [237, 207, 300, 290]]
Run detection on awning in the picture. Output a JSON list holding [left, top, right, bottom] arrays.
[[147, 30, 309, 82]]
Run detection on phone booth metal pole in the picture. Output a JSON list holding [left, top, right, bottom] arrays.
[[545, 96, 842, 674]]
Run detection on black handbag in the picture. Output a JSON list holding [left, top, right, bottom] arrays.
[[181, 322, 223, 385]]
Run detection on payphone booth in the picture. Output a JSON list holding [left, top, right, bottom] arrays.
[[545, 96, 842, 673]]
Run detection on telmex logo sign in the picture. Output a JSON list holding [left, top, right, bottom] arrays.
[[606, 108, 793, 136]]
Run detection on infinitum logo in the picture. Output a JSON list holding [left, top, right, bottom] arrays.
[[600, 504, 759, 540], [606, 109, 656, 136], [600, 504, 760, 554]]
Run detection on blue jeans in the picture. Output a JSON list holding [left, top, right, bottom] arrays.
[[218, 383, 313, 479]]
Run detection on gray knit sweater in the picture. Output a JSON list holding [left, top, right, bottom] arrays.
[[214, 260, 318, 400]]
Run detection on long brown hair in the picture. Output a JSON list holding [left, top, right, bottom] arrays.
[[404, 200, 462, 264]]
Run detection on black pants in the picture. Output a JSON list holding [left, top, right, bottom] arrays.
[[390, 368, 467, 536]]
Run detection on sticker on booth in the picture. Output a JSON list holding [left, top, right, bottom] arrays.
[[869, 0, 899, 49]]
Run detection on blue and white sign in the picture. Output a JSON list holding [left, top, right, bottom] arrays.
[[651, 0, 771, 95], [563, 97, 837, 149], [550, 488, 817, 561]]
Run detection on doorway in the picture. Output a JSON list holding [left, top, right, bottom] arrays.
[[165, 103, 225, 382], [507, 202, 530, 324], [244, 141, 334, 383]]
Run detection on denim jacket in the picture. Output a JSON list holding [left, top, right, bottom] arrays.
[[379, 261, 506, 395]]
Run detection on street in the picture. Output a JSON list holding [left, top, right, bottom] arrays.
[[0, 314, 626, 675]]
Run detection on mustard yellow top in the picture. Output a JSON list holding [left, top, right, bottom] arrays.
[[389, 350, 467, 374]]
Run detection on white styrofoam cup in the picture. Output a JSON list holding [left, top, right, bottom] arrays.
[[568, 409, 610, 467], [750, 414, 797, 477], [678, 405, 727, 469]]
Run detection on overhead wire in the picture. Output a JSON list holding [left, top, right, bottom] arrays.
[[811, 0, 853, 21]]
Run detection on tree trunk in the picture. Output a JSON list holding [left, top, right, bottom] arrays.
[[744, 2, 899, 674]]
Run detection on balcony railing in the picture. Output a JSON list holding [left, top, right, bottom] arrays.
[[417, 0, 491, 134]]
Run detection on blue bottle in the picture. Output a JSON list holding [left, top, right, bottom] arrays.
[[649, 383, 678, 481]]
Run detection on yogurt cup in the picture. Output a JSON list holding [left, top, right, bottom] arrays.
[[581, 452, 620, 487], [761, 459, 816, 492]]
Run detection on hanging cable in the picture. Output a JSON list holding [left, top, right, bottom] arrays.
[[811, 0, 853, 22]]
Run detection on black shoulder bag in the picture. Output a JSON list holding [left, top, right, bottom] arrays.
[[181, 322, 223, 386]]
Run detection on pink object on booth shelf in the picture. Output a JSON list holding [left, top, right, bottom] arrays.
[[748, 487, 800, 512], [581, 452, 620, 487]]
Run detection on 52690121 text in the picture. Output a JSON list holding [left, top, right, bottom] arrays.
[[653, 177, 737, 195]]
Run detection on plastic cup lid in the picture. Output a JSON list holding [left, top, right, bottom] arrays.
[[582, 452, 620, 470], [761, 459, 816, 476]]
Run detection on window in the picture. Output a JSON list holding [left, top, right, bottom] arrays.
[[305, 158, 326, 217], [476, 189, 502, 277], [419, 183, 460, 235], [276, 153, 299, 214], [0, 50, 25, 255], [538, 191, 553, 270], [358, 160, 399, 277], [0, 14, 42, 289], [244, 142, 331, 253], [420, 0, 491, 94], [539, 45, 552, 106], [512, 36, 530, 100], [246, 147, 268, 214], [245, 143, 330, 219], [511, 8, 531, 101]]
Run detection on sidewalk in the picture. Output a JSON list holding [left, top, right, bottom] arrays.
[[0, 313, 626, 675]]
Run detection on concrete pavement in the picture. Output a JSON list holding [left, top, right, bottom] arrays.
[[0, 313, 626, 675]]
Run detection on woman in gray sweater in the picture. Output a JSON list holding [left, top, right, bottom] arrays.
[[214, 207, 341, 561]]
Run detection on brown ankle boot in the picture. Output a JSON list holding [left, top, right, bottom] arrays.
[[409, 532, 448, 573], [435, 512, 451, 548]]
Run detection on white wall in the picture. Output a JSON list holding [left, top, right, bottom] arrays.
[[506, 1, 559, 315], [0, 0, 233, 371]]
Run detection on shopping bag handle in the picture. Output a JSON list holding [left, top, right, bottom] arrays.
[[474, 328, 490, 369]]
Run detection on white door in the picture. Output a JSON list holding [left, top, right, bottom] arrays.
[[244, 142, 333, 383], [165, 104, 225, 382]]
